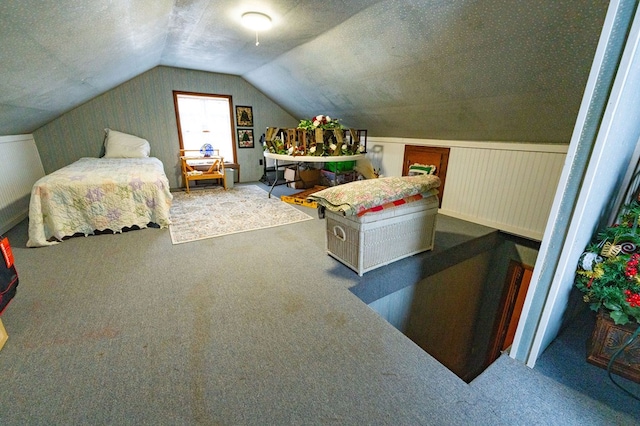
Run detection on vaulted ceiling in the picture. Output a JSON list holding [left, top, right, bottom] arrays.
[[0, 0, 608, 142]]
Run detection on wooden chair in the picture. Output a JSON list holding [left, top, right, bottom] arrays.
[[179, 149, 226, 193]]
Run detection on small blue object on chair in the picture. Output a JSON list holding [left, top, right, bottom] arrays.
[[200, 143, 214, 157]]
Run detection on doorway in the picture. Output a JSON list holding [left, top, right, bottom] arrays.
[[402, 145, 450, 207], [485, 260, 533, 368]]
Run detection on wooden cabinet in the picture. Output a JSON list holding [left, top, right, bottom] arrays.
[[402, 145, 449, 207]]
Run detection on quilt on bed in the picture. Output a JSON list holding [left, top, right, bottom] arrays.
[[27, 157, 173, 247], [308, 175, 440, 216]]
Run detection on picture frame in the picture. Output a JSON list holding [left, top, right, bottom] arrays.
[[235, 105, 253, 127], [238, 129, 254, 148]]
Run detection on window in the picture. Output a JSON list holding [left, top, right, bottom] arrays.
[[173, 91, 237, 163]]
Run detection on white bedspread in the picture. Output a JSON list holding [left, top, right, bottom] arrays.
[[27, 157, 173, 247]]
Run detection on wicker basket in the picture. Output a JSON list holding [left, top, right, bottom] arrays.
[[325, 196, 438, 276]]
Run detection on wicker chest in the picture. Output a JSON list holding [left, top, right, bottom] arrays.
[[325, 195, 439, 276]]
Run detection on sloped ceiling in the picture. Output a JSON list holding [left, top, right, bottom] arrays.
[[0, 0, 608, 142]]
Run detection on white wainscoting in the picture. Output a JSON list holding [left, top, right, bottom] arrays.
[[367, 137, 568, 240], [0, 135, 45, 234]]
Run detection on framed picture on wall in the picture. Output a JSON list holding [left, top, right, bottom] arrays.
[[235, 105, 253, 127], [238, 129, 254, 148]]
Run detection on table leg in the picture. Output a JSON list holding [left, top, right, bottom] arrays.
[[268, 159, 279, 198]]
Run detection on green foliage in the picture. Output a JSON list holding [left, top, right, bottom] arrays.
[[264, 137, 288, 155], [264, 116, 365, 157], [297, 114, 344, 130], [574, 200, 640, 325]]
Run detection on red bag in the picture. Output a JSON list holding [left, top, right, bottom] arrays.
[[0, 236, 18, 315]]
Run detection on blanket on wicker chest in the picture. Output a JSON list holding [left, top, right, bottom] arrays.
[[308, 175, 440, 216]]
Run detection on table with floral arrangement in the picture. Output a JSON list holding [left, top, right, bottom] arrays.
[[262, 115, 367, 197]]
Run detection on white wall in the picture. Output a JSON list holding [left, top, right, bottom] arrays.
[[367, 137, 567, 240], [0, 135, 45, 234]]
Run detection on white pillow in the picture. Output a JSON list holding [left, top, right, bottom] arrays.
[[103, 129, 151, 158]]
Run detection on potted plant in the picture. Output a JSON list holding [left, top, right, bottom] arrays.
[[575, 200, 640, 382], [575, 200, 640, 325]]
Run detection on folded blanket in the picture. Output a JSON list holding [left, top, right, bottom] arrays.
[[357, 192, 424, 216], [308, 175, 440, 216]]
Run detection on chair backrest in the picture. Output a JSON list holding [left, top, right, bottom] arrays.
[[180, 148, 221, 158]]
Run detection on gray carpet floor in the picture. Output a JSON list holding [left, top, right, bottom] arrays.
[[0, 182, 638, 425]]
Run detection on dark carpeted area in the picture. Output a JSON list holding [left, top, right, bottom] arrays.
[[0, 182, 638, 425]]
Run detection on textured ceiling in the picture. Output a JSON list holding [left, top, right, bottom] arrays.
[[0, 0, 608, 142]]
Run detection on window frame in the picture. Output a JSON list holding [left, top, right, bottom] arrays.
[[172, 91, 238, 164]]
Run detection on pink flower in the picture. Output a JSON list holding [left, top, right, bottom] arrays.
[[313, 115, 329, 126]]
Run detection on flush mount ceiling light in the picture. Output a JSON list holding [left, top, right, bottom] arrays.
[[241, 12, 272, 31], [241, 11, 272, 46]]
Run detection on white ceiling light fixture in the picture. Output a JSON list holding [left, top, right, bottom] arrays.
[[241, 11, 272, 46]]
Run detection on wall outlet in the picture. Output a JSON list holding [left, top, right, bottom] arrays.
[[259, 159, 263, 165]]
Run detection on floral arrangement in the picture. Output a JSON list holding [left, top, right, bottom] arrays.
[[263, 116, 366, 157], [575, 201, 640, 325], [268, 136, 288, 155], [298, 114, 343, 130]]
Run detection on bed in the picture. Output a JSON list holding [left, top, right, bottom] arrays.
[[308, 175, 441, 275], [27, 130, 173, 247]]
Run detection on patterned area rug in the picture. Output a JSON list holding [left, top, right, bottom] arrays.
[[169, 185, 313, 244]]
